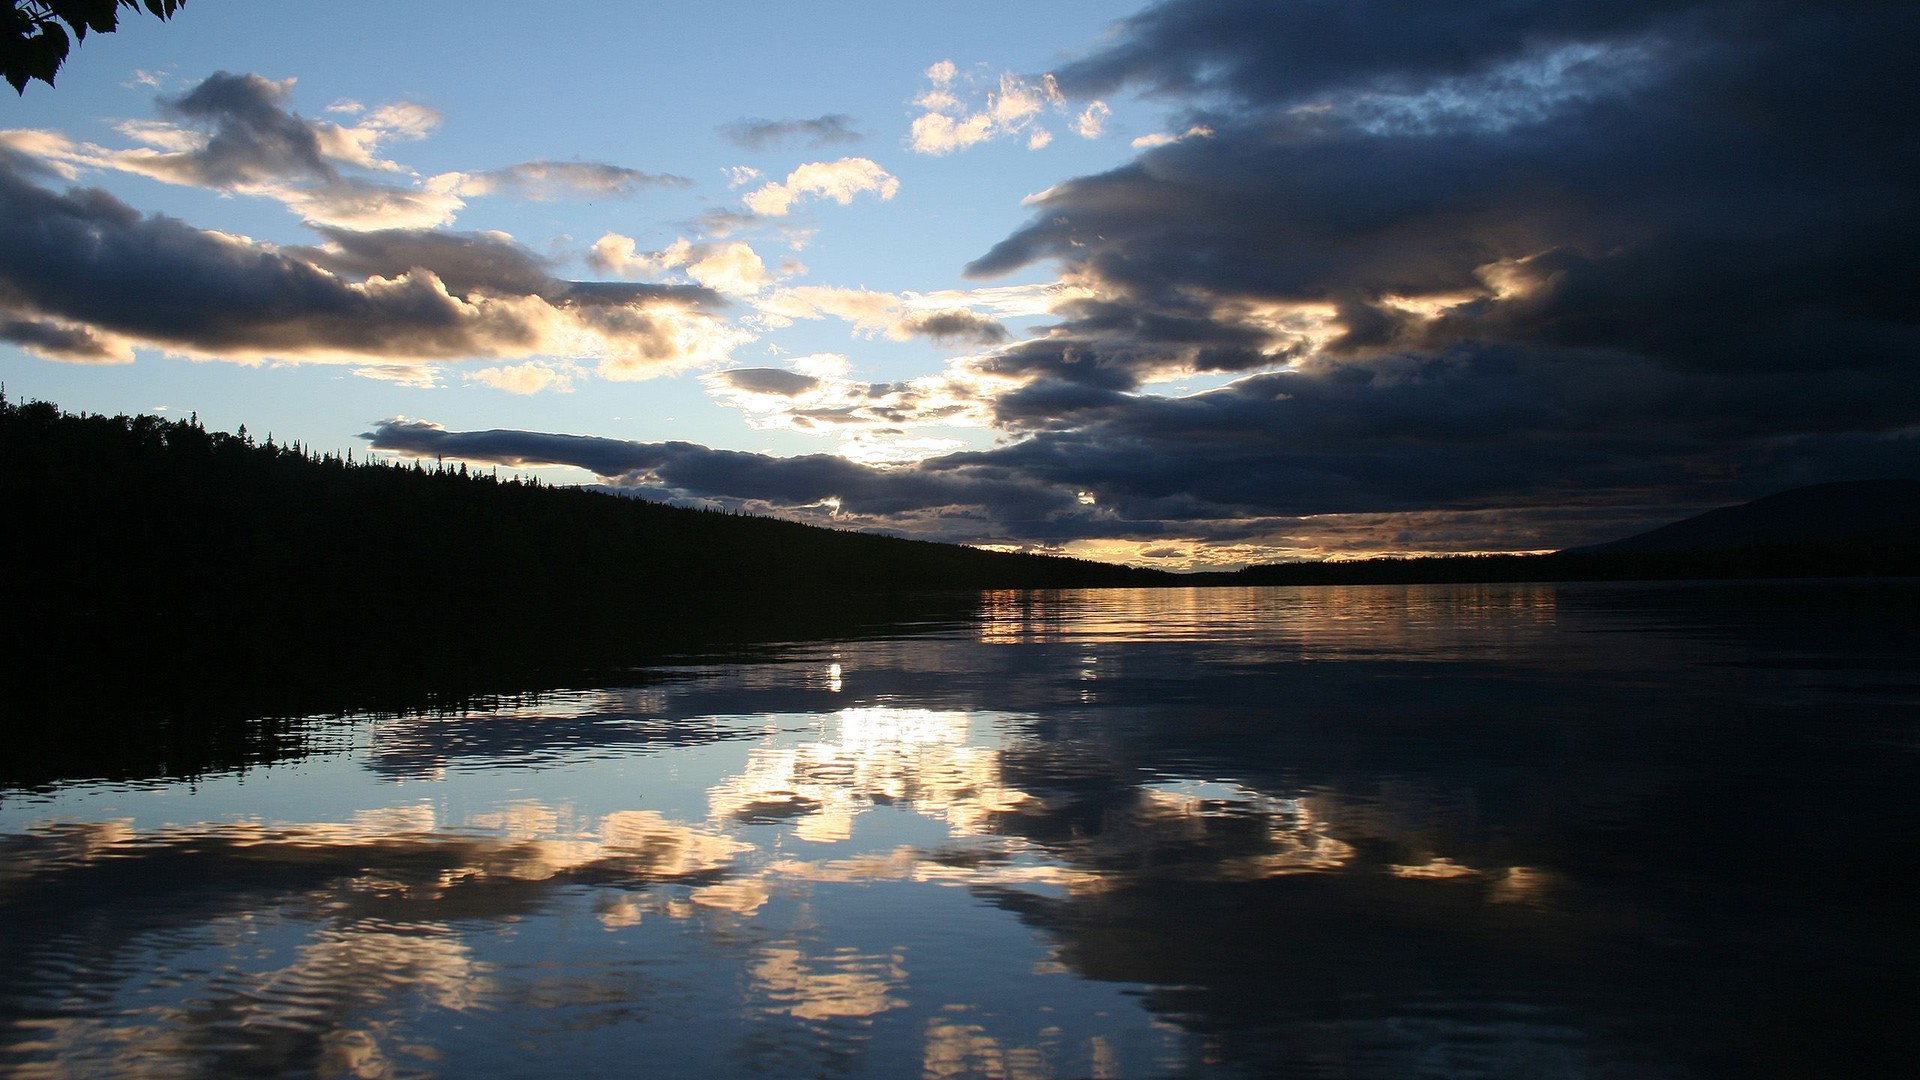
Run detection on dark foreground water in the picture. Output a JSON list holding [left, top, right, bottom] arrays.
[[3, 582, 1916, 1079]]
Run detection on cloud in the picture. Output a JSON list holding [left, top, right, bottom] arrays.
[[428, 161, 692, 201], [1070, 101, 1109, 139], [138, 72, 335, 186], [1130, 124, 1212, 149], [589, 234, 771, 296], [77, 71, 465, 229], [720, 114, 863, 150], [697, 357, 999, 450], [687, 208, 761, 238], [361, 364, 1920, 558], [362, 419, 1084, 525], [273, 177, 466, 231], [313, 101, 443, 170], [368, 0, 1920, 559], [0, 156, 746, 379], [710, 366, 821, 398], [898, 310, 1009, 346], [752, 286, 1010, 347], [11, 72, 682, 231], [1051, 0, 1670, 107], [742, 158, 899, 216], [936, 0, 1920, 543], [467, 362, 575, 395], [0, 317, 131, 363], [908, 63, 1108, 155]]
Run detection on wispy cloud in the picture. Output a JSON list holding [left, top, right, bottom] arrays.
[[428, 161, 692, 201], [719, 114, 862, 150], [907, 60, 1108, 155], [7, 72, 688, 231]]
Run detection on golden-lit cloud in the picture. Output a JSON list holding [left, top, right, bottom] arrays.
[[1070, 101, 1109, 139], [590, 234, 773, 296], [908, 62, 1108, 155], [1129, 124, 1212, 149], [743, 157, 900, 216], [310, 100, 443, 170], [466, 361, 576, 395]]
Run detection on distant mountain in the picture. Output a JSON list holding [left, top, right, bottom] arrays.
[[1228, 479, 1920, 587], [1570, 479, 1920, 554]]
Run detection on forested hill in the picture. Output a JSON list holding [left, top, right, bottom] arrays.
[[1226, 481, 1920, 587], [1569, 479, 1920, 554], [2, 397, 1162, 647]]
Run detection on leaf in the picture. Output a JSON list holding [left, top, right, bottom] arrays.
[[80, 0, 124, 37], [18, 26, 71, 88], [4, 0, 180, 92]]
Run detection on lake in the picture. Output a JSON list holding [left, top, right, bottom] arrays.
[[2, 582, 1915, 1078]]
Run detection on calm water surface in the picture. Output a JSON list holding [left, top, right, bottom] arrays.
[[3, 582, 1916, 1078]]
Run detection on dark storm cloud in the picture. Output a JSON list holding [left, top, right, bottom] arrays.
[[976, 348, 1920, 521], [719, 114, 862, 150], [0, 161, 459, 354], [949, 0, 1920, 534], [1051, 0, 1716, 105], [971, 299, 1277, 391]]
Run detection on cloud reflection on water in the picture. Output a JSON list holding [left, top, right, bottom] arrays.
[[1, 695, 1552, 1078], [3, 583, 1914, 1077]]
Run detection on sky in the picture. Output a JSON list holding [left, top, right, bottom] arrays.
[[3, 0, 1916, 568]]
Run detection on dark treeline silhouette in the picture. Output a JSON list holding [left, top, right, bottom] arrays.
[[1, 395, 1164, 784], [3, 394, 1159, 620]]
